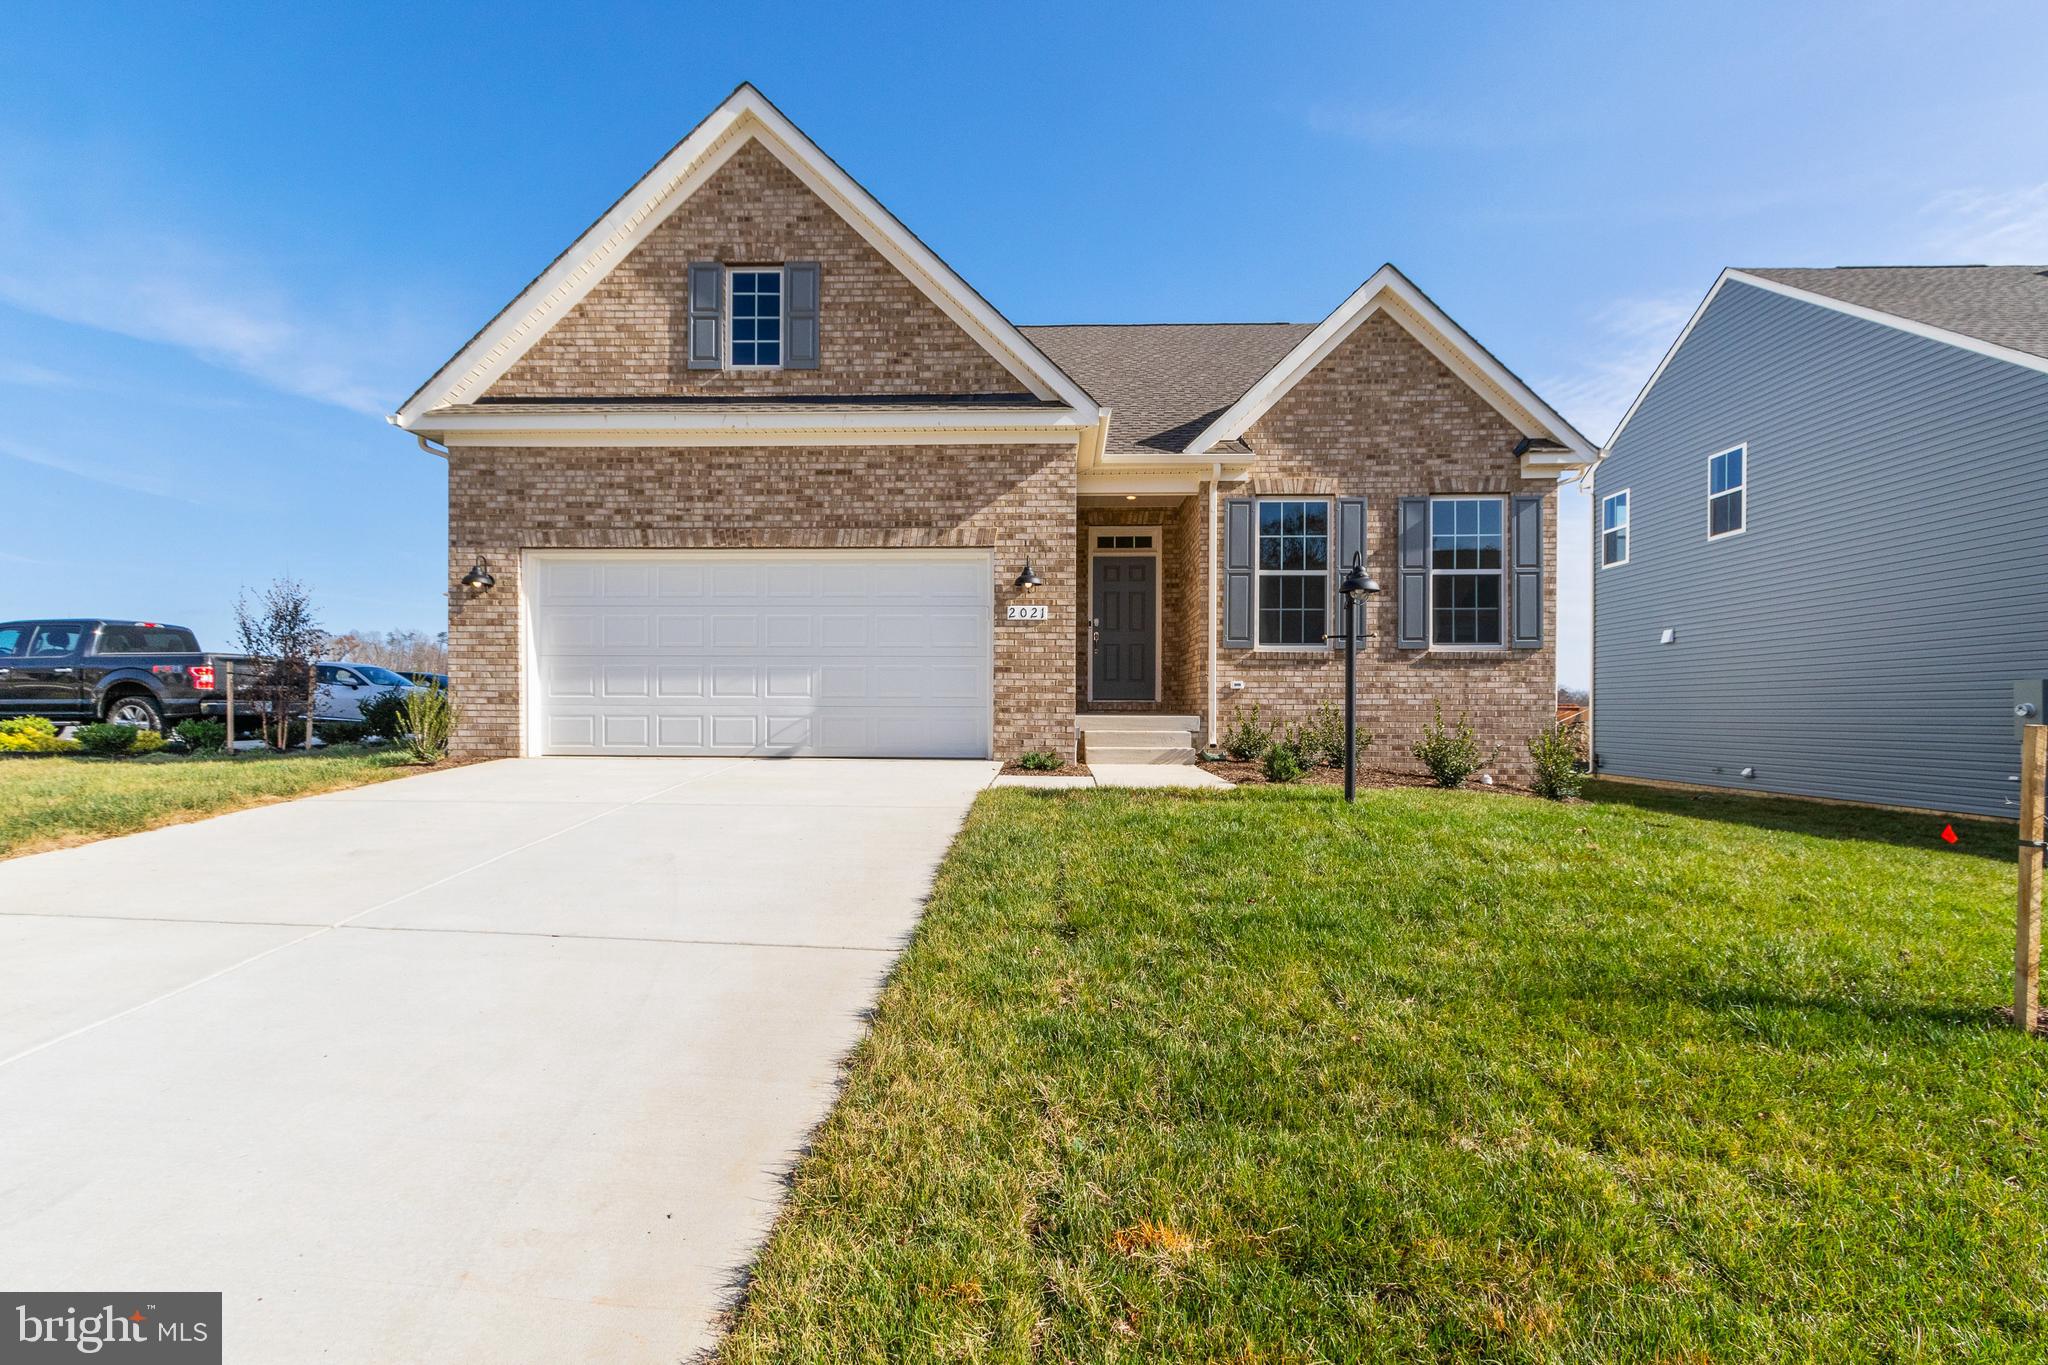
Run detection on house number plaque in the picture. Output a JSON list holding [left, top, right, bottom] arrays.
[[1006, 604, 1050, 621]]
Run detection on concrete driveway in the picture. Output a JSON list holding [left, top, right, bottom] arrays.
[[0, 757, 995, 1362]]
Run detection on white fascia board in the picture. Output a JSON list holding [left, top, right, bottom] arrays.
[[417, 406, 1089, 448], [393, 85, 1097, 428], [1181, 264, 1597, 463]]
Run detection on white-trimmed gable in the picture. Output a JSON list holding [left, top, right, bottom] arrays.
[[392, 84, 1095, 429], [1596, 268, 2048, 472], [1181, 264, 1594, 473]]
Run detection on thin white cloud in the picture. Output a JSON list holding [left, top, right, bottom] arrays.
[[1538, 292, 1698, 445], [0, 358, 78, 388], [0, 140, 418, 416], [1924, 181, 2048, 263], [0, 435, 206, 505], [0, 258, 390, 415]]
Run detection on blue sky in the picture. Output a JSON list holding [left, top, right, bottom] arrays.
[[5, 2, 2046, 688]]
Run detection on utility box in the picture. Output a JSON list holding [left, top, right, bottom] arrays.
[[2015, 681, 2048, 740]]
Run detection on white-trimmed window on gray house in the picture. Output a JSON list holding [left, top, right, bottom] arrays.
[[1600, 489, 1629, 567], [1256, 498, 1330, 647], [728, 267, 783, 367], [1708, 445, 1745, 538], [1430, 496, 1504, 646]]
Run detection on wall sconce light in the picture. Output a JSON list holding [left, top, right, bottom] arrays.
[[1014, 558, 1043, 591], [460, 556, 496, 592]]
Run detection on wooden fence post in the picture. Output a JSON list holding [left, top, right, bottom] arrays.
[[2019, 723, 2045, 1034]]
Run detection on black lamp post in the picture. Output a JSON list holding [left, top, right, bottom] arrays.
[[1334, 553, 1382, 803]]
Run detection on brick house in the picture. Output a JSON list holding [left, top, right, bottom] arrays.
[[392, 85, 1593, 769]]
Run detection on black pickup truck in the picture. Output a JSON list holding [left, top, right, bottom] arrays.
[[0, 619, 249, 732]]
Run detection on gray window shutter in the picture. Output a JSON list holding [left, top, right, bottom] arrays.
[[785, 261, 820, 370], [1510, 493, 1544, 648], [1335, 496, 1366, 638], [1223, 498, 1254, 649], [1396, 497, 1429, 649], [687, 261, 722, 370]]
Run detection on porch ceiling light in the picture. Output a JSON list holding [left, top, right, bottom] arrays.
[[460, 556, 496, 593]]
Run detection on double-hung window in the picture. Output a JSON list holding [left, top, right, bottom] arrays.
[[1708, 446, 1744, 538], [728, 268, 783, 368], [1255, 499, 1330, 647], [1600, 489, 1629, 567], [1430, 496, 1504, 646]]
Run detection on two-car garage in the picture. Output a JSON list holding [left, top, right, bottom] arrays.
[[524, 550, 993, 759]]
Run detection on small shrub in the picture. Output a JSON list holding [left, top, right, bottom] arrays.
[[1412, 703, 1483, 788], [1529, 723, 1586, 800], [128, 730, 167, 755], [1017, 749, 1062, 772], [396, 684, 457, 763], [76, 722, 141, 755], [1301, 701, 1373, 769], [174, 718, 228, 752], [317, 720, 368, 747], [1262, 728, 1309, 783], [357, 688, 410, 743], [1220, 703, 1275, 762]]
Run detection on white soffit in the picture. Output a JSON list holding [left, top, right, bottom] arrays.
[[392, 84, 1097, 428], [1181, 264, 1596, 465]]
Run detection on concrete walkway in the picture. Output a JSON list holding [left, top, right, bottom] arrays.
[[0, 757, 995, 1363]]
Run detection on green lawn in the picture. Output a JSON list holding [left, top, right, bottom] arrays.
[[718, 781, 2047, 1363], [0, 747, 425, 859]]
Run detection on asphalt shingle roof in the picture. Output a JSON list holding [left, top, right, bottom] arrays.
[[1742, 265, 2048, 361], [1020, 322, 1315, 455]]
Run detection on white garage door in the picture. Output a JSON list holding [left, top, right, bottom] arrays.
[[526, 550, 992, 758]]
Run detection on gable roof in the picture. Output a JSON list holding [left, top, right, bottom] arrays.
[[1175, 264, 1595, 466], [1599, 265, 2048, 464], [392, 84, 1096, 429], [1021, 323, 1313, 455], [1741, 266, 2048, 361]]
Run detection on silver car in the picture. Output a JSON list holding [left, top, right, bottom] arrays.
[[314, 662, 422, 723]]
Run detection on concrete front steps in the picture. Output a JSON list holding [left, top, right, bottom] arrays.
[[1076, 713, 1202, 766]]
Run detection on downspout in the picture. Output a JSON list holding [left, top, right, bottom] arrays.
[[388, 412, 450, 460], [1207, 461, 1221, 748]]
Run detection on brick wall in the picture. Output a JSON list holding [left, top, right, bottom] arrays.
[[446, 442, 1076, 761], [488, 139, 1027, 400], [1208, 311, 1559, 776]]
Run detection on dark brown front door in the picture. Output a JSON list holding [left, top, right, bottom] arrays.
[[1091, 556, 1155, 702]]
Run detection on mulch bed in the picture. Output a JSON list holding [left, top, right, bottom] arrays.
[[999, 759, 1093, 778], [1198, 760, 1535, 795]]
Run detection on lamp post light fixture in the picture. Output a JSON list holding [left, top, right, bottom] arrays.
[[1333, 553, 1382, 804], [459, 556, 496, 593]]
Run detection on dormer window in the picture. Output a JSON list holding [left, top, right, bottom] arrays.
[[728, 268, 783, 368]]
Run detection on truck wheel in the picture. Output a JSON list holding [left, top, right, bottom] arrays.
[[106, 693, 164, 732]]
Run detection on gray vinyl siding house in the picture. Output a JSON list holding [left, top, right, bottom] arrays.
[[1592, 266, 2048, 818]]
